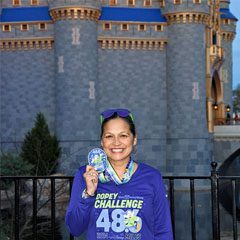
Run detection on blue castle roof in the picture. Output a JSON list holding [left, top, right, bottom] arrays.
[[0, 6, 237, 23], [0, 6, 166, 23], [0, 6, 51, 22], [220, 8, 238, 20], [99, 7, 167, 22]]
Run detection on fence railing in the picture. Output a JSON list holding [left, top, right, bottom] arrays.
[[214, 117, 240, 126], [0, 162, 239, 240]]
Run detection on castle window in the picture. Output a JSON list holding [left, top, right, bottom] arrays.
[[109, 0, 117, 5], [21, 24, 29, 31], [121, 24, 129, 31], [39, 23, 47, 30], [160, 0, 165, 7], [103, 23, 111, 30], [2, 25, 11, 32], [31, 0, 39, 5], [138, 24, 146, 31], [155, 25, 164, 31], [174, 0, 181, 4], [127, 0, 135, 6], [212, 33, 217, 45], [193, 0, 201, 3], [144, 0, 152, 7], [13, 0, 21, 6], [223, 19, 230, 25]]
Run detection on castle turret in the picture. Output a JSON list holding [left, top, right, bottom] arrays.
[[203, 0, 237, 129], [162, 0, 211, 176], [49, 0, 101, 170], [219, 0, 237, 109]]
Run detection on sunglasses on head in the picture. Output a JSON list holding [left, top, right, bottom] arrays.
[[100, 108, 134, 125]]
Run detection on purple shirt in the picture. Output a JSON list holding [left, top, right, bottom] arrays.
[[65, 162, 173, 240]]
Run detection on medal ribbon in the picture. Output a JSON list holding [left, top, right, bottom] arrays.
[[98, 158, 134, 185]]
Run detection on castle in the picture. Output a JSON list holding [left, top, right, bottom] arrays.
[[0, 0, 237, 176]]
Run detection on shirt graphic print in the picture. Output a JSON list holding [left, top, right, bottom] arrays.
[[94, 192, 144, 239]]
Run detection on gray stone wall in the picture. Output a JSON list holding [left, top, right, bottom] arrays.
[[0, 23, 54, 39], [98, 22, 168, 39], [221, 19, 236, 110], [162, 0, 209, 15], [221, 40, 233, 108], [166, 23, 208, 138], [166, 23, 211, 175], [97, 48, 168, 172], [0, 0, 236, 176], [101, 0, 163, 8], [0, 1, 238, 239], [0, 0, 49, 8], [221, 20, 237, 33], [167, 138, 213, 175], [54, 20, 99, 141], [0, 49, 55, 150], [220, 0, 230, 9], [49, 0, 101, 9]]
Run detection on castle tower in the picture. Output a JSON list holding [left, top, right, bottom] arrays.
[[219, 0, 237, 109], [205, 0, 237, 129], [49, 0, 101, 168], [162, 0, 212, 175]]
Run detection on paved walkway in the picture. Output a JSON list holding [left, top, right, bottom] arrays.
[[221, 232, 240, 239]]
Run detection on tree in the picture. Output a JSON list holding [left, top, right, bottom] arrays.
[[233, 84, 240, 113], [0, 153, 33, 176], [20, 113, 61, 175], [1, 114, 62, 239]]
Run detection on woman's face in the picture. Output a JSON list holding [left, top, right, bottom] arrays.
[[101, 118, 137, 164]]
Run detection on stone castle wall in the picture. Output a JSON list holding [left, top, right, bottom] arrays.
[[0, 0, 237, 176]]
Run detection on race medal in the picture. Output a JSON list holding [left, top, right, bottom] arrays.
[[88, 148, 107, 173]]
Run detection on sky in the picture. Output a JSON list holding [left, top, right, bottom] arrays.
[[230, 0, 240, 89]]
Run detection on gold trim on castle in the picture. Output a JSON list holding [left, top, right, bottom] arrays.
[[50, 7, 101, 22], [222, 31, 236, 41], [164, 12, 209, 25], [0, 38, 54, 51], [98, 37, 167, 50]]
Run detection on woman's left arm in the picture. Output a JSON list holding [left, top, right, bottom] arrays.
[[153, 174, 173, 240]]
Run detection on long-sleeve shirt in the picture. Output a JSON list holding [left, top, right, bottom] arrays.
[[65, 162, 173, 240]]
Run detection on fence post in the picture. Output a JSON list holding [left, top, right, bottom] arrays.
[[51, 178, 56, 240], [211, 161, 220, 240], [15, 179, 20, 240]]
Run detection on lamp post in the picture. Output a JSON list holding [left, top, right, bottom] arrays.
[[226, 105, 231, 112], [226, 105, 231, 125], [213, 102, 218, 110]]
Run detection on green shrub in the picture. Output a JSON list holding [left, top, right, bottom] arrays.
[[20, 112, 61, 176], [0, 153, 33, 176]]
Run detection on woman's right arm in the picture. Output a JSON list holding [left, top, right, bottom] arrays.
[[65, 167, 95, 237]]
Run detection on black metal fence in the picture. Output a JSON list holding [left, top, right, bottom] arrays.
[[0, 162, 239, 240]]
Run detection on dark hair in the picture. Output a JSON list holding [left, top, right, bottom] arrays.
[[100, 113, 136, 138]]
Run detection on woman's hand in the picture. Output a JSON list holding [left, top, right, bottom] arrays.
[[83, 165, 98, 196]]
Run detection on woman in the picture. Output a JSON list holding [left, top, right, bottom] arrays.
[[65, 109, 173, 239]]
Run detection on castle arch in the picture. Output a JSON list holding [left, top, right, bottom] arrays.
[[211, 70, 222, 103], [211, 70, 224, 125]]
